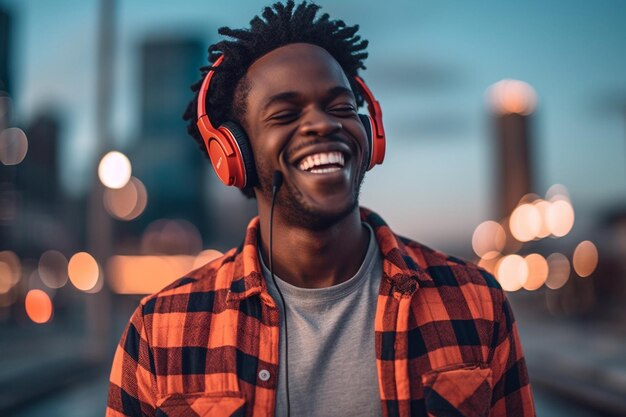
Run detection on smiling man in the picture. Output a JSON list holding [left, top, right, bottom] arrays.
[[106, 2, 535, 417]]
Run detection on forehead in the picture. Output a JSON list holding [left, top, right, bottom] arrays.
[[244, 43, 352, 103]]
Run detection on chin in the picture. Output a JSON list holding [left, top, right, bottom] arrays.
[[279, 182, 360, 230]]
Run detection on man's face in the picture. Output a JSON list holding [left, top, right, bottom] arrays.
[[242, 43, 369, 229]]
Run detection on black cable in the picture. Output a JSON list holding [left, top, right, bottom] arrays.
[[269, 171, 290, 417]]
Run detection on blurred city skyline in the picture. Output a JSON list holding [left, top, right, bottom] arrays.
[[2, 0, 626, 250]]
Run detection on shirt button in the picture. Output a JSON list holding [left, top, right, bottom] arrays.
[[258, 369, 271, 381]]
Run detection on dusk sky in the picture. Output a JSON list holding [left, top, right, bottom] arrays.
[[3, 0, 626, 249]]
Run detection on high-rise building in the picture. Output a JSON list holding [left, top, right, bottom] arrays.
[[488, 80, 537, 219], [493, 112, 534, 219], [128, 35, 211, 243], [127, 34, 258, 251]]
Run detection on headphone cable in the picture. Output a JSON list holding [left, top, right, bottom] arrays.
[[269, 171, 290, 417]]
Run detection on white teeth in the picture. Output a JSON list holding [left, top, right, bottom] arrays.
[[297, 151, 345, 172], [310, 167, 341, 174]]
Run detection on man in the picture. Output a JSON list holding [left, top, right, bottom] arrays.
[[106, 2, 535, 416]]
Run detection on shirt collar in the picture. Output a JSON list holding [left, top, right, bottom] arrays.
[[226, 207, 432, 303]]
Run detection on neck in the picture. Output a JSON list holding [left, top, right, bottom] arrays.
[[258, 205, 369, 289]]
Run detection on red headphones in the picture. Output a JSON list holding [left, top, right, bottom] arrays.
[[196, 54, 386, 188]]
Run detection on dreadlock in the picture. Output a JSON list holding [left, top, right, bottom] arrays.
[[182, 0, 369, 198]]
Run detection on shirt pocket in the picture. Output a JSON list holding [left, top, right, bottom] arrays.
[[155, 392, 246, 417], [421, 363, 493, 417]]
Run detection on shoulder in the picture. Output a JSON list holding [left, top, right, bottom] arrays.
[[135, 247, 241, 319], [401, 235, 501, 290], [396, 235, 507, 319]]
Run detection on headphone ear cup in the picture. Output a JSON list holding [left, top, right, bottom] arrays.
[[220, 121, 257, 188], [358, 114, 375, 170]]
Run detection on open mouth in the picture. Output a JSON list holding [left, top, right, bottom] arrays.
[[296, 151, 345, 174]]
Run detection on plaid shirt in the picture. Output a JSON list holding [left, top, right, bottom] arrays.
[[107, 208, 535, 417]]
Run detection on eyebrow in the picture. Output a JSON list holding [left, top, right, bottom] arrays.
[[261, 86, 355, 111]]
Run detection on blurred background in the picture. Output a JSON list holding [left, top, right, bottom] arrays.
[[1, 0, 625, 415]]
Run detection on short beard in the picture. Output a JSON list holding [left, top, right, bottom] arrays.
[[279, 178, 361, 230], [255, 156, 367, 231]]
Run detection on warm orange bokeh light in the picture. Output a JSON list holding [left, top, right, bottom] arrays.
[[68, 252, 99, 291], [108, 251, 224, 295], [509, 204, 541, 242], [532, 199, 552, 239], [495, 254, 528, 292], [546, 200, 575, 237], [523, 253, 549, 290], [0, 261, 12, 294], [488, 79, 537, 115], [108, 255, 190, 294], [104, 179, 138, 219], [104, 176, 148, 220], [25, 289, 53, 324], [478, 252, 501, 275], [472, 221, 506, 258], [546, 253, 570, 289], [0, 250, 21, 285], [573, 240, 598, 278], [192, 249, 224, 269]]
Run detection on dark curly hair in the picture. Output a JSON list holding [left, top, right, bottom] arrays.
[[182, 0, 369, 198]]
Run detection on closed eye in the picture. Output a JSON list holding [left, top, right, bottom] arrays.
[[269, 110, 300, 123], [329, 105, 357, 116]]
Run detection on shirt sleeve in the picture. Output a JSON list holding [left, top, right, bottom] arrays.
[[489, 293, 536, 416], [106, 303, 157, 417]]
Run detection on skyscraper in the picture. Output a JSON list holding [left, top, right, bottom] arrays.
[[128, 35, 210, 243]]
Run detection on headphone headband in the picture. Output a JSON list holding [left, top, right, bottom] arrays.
[[196, 55, 225, 137]]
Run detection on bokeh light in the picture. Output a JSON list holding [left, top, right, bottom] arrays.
[[192, 249, 224, 269], [495, 254, 528, 292], [518, 193, 541, 205], [546, 253, 570, 290], [141, 219, 202, 255], [532, 199, 552, 239], [573, 240, 598, 278], [108, 255, 190, 294], [546, 184, 570, 202], [0, 250, 21, 287], [98, 151, 132, 189], [472, 220, 506, 258], [25, 289, 53, 324], [108, 249, 224, 294], [523, 253, 549, 291], [0, 262, 13, 294], [546, 199, 575, 237], [68, 252, 100, 291], [103, 176, 148, 220], [38, 250, 69, 289], [477, 252, 501, 276], [0, 127, 28, 165], [86, 274, 105, 294], [487, 79, 537, 115], [509, 203, 541, 242]]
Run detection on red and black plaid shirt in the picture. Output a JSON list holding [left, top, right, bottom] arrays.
[[107, 208, 535, 417]]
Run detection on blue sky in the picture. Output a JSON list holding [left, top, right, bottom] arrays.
[[3, 0, 626, 248]]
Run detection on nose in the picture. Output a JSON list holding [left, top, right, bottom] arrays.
[[298, 108, 342, 137]]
